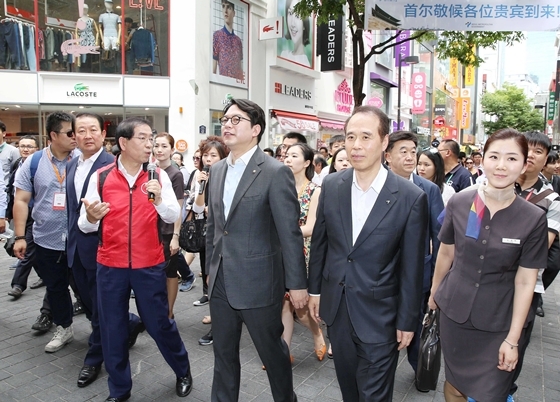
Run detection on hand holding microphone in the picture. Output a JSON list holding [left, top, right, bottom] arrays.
[[198, 165, 210, 195], [147, 163, 157, 202]]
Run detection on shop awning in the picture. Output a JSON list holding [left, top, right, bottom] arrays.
[[319, 118, 345, 131], [370, 73, 398, 88], [272, 110, 319, 132]]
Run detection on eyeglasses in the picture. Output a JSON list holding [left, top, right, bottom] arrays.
[[193, 156, 200, 161], [56, 130, 75, 138], [130, 135, 154, 144], [437, 147, 449, 154], [219, 115, 251, 126], [465, 161, 474, 165], [19, 145, 37, 149]]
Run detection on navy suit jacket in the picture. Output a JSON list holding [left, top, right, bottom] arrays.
[[412, 174, 444, 293], [66, 151, 114, 270], [308, 168, 428, 344]]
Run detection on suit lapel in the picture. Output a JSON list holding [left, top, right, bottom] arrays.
[[227, 150, 263, 221], [67, 160, 78, 208], [338, 170, 354, 251], [352, 171, 399, 251], [412, 173, 424, 191]]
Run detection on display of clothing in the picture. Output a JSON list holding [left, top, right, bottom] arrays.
[[78, 18, 96, 47], [130, 28, 155, 66]]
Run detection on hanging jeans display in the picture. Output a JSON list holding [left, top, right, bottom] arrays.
[[0, 21, 22, 69]]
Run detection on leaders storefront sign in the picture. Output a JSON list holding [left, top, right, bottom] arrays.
[[317, 15, 345, 71], [365, 0, 560, 31]]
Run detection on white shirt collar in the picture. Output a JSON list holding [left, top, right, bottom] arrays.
[[79, 147, 104, 164], [352, 165, 387, 193], [226, 145, 258, 168]]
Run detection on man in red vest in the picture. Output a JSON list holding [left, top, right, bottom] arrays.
[[78, 117, 192, 402]]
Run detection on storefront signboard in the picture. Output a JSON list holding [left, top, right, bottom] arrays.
[[270, 68, 315, 112], [411, 72, 426, 114], [39, 74, 123, 105], [334, 79, 353, 114]]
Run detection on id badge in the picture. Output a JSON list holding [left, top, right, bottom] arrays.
[[53, 192, 66, 210]]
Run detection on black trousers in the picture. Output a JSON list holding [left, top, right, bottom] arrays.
[[328, 295, 399, 402], [209, 264, 294, 402], [11, 217, 39, 291]]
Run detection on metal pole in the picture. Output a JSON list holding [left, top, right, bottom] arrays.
[[545, 102, 548, 134], [397, 62, 402, 130]]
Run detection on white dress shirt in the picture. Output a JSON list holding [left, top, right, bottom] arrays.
[[74, 147, 104, 202], [351, 166, 388, 245], [223, 145, 258, 219], [78, 158, 180, 233]]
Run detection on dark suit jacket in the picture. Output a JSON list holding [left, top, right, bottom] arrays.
[[412, 174, 444, 293], [205, 147, 307, 310], [67, 151, 114, 270], [308, 168, 428, 344]]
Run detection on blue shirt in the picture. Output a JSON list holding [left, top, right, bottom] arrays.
[[14, 146, 78, 250]]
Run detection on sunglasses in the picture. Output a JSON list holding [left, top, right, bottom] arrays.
[[56, 130, 75, 138], [193, 156, 201, 161]]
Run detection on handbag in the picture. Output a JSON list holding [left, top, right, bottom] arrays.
[[4, 235, 15, 258], [179, 209, 206, 253], [415, 309, 441, 392]]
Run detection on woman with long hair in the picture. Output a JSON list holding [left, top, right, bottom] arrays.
[[153, 133, 187, 319], [429, 129, 548, 402], [192, 136, 230, 346], [417, 148, 455, 205], [328, 147, 350, 174], [282, 143, 327, 361]]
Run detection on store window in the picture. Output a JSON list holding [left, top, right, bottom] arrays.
[[0, 0, 169, 75], [414, 43, 432, 88], [210, 110, 223, 136], [369, 82, 390, 115], [0, 104, 40, 146]]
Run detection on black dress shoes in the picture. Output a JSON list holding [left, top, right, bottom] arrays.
[[176, 371, 193, 397], [104, 392, 130, 402], [31, 313, 53, 332], [128, 321, 146, 348], [77, 365, 101, 388]]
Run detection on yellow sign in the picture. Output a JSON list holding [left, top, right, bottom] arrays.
[[449, 58, 459, 86], [465, 65, 475, 86], [460, 90, 471, 130]]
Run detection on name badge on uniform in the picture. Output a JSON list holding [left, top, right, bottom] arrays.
[[502, 238, 520, 245], [53, 192, 66, 210]]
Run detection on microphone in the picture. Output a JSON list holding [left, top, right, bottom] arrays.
[[147, 163, 157, 202], [199, 165, 210, 195]]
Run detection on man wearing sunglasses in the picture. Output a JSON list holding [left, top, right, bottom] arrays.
[[438, 139, 472, 192], [13, 111, 79, 354]]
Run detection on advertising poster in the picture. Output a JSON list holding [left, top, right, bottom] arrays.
[[210, 0, 249, 89], [277, 0, 314, 68]]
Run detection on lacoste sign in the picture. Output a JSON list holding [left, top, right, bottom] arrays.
[[67, 83, 98, 98]]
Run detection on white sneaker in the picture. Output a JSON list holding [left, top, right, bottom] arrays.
[[45, 325, 73, 353]]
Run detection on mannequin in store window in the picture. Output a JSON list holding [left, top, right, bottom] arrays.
[[76, 4, 99, 69], [99, 0, 121, 55]]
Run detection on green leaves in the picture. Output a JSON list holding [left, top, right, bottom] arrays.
[[481, 84, 545, 135]]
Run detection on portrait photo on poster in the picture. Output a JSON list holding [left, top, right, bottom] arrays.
[[277, 0, 314, 69], [210, 0, 249, 89]]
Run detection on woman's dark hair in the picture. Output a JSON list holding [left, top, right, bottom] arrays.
[[284, 0, 310, 46], [275, 144, 286, 159], [263, 147, 274, 157], [286, 143, 315, 181], [198, 136, 230, 166], [547, 151, 559, 165], [417, 149, 446, 192], [329, 147, 347, 174], [484, 128, 528, 163], [172, 152, 184, 166]]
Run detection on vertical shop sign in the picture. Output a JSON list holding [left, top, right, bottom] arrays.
[[411, 72, 426, 114], [549, 91, 556, 121], [449, 58, 459, 87], [465, 65, 475, 86], [460, 89, 471, 130], [556, 60, 560, 101], [394, 30, 410, 67], [318, 15, 345, 71]]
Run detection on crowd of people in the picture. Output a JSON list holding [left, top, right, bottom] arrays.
[[2, 99, 559, 402]]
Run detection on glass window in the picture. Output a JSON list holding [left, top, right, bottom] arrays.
[[369, 82, 390, 115], [123, 0, 169, 76], [210, 110, 222, 136], [0, 104, 41, 146], [414, 43, 432, 88]]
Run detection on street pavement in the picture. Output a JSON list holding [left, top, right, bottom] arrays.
[[0, 249, 559, 401]]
